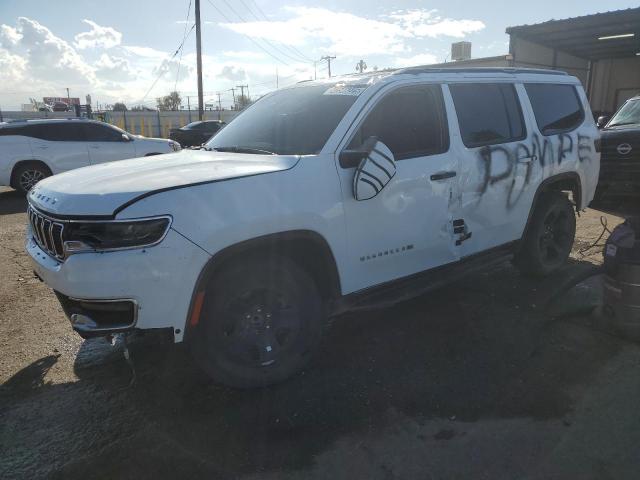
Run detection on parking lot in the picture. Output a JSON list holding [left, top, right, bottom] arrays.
[[1, 185, 640, 479]]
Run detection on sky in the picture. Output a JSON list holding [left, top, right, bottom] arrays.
[[0, 0, 637, 110]]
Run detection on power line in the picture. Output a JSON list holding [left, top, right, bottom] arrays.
[[218, 0, 310, 65], [236, 0, 313, 63], [205, 0, 289, 66], [138, 24, 195, 104], [174, 0, 193, 92]]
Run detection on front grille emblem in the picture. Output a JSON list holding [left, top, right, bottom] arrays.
[[617, 143, 632, 155]]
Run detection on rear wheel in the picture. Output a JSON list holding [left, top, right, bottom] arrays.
[[13, 162, 51, 194], [514, 192, 576, 277], [192, 255, 325, 388]]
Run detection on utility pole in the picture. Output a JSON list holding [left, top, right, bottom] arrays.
[[195, 0, 204, 121], [355, 59, 367, 73], [321, 55, 336, 77], [236, 84, 249, 108], [230, 88, 236, 109], [66, 87, 70, 104], [216, 92, 222, 120]]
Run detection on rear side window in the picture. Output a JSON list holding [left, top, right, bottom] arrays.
[[525, 83, 584, 135], [450, 83, 525, 148], [348, 85, 449, 160], [29, 123, 85, 142]]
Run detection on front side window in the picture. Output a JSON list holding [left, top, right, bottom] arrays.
[[347, 85, 449, 160], [450, 83, 525, 148], [607, 98, 640, 127], [207, 84, 361, 155], [525, 83, 584, 135], [82, 123, 125, 142]]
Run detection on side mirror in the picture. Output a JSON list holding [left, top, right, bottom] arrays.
[[597, 115, 610, 129], [351, 138, 396, 201], [121, 133, 132, 142]]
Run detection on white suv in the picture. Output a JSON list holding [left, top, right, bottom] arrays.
[[25, 68, 600, 387], [0, 118, 180, 193]]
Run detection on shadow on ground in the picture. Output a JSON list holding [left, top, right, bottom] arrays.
[[0, 260, 627, 479], [0, 189, 26, 216]]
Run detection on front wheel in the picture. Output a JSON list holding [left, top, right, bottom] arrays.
[[514, 192, 576, 277], [191, 255, 325, 388]]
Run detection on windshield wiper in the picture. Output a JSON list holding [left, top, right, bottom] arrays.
[[608, 121, 640, 127], [211, 146, 277, 155]]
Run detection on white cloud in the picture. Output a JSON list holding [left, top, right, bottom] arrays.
[[4, 17, 95, 86], [388, 10, 485, 38], [223, 50, 266, 60], [74, 19, 122, 49], [94, 53, 135, 80], [219, 65, 247, 82], [152, 57, 191, 82], [121, 45, 168, 59], [219, 7, 485, 57], [393, 53, 439, 67]]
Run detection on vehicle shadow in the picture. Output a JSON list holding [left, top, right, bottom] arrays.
[[0, 260, 626, 480], [0, 188, 27, 215]]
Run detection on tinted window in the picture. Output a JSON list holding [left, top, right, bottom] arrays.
[[202, 121, 222, 132], [450, 83, 525, 148], [208, 84, 359, 155], [0, 126, 30, 136], [29, 123, 85, 142], [185, 121, 204, 130], [82, 123, 124, 142], [348, 85, 448, 160], [525, 83, 584, 135]]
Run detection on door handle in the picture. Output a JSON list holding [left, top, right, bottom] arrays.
[[37, 145, 48, 149], [430, 171, 456, 181], [89, 145, 100, 149]]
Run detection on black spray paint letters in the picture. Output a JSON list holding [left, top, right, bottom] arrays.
[[478, 133, 593, 209]]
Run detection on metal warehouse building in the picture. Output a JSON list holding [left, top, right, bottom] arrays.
[[434, 8, 640, 117]]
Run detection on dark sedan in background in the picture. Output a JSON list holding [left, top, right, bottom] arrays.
[[169, 120, 225, 147], [595, 96, 640, 201]]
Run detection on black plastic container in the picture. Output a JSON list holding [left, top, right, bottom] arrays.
[[603, 217, 640, 339]]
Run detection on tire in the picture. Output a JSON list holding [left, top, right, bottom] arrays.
[[191, 255, 325, 388], [514, 192, 576, 277], [12, 162, 51, 194]]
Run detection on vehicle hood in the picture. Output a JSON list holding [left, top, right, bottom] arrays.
[[29, 150, 300, 217], [601, 125, 640, 162]]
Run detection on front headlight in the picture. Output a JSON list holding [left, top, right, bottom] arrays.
[[63, 216, 171, 255]]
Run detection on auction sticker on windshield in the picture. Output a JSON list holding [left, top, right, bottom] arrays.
[[323, 85, 367, 96]]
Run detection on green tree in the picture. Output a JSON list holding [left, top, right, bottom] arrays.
[[156, 91, 182, 111], [112, 102, 128, 111]]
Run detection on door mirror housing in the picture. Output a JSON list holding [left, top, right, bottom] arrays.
[[596, 115, 610, 129], [351, 138, 397, 201], [121, 133, 132, 142]]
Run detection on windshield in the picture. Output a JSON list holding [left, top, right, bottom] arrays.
[[608, 99, 640, 127], [206, 84, 362, 155]]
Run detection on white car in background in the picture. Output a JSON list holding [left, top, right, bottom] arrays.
[[0, 119, 181, 193]]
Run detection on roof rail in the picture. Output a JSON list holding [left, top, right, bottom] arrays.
[[393, 66, 568, 76]]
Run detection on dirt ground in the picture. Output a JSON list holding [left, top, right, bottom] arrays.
[[2, 185, 640, 480]]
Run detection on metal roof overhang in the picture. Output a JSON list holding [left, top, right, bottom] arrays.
[[506, 8, 640, 60]]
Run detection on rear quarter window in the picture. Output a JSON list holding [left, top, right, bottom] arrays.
[[524, 83, 584, 135], [449, 83, 526, 148]]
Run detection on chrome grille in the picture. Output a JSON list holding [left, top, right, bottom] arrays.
[[28, 205, 65, 259]]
